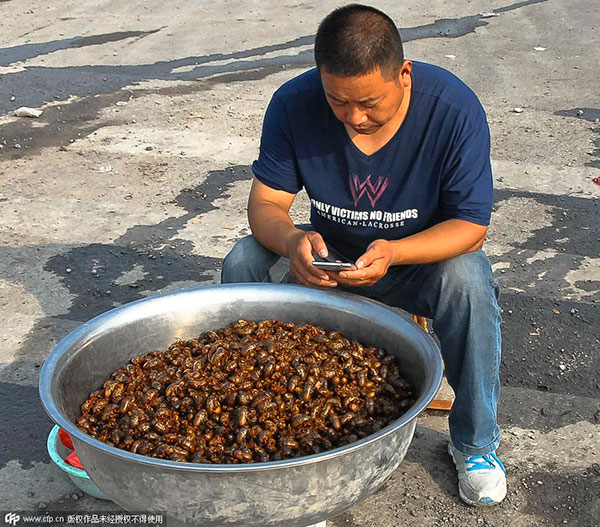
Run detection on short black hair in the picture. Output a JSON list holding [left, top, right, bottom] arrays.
[[314, 4, 404, 78]]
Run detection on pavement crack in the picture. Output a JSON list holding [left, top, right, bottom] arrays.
[[0, 29, 163, 68]]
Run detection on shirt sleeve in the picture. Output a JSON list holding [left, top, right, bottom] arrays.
[[251, 95, 303, 194], [439, 107, 493, 226]]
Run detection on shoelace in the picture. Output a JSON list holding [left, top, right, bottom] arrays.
[[465, 452, 506, 473]]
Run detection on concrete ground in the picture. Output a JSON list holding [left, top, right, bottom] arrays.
[[1, 0, 599, 525]]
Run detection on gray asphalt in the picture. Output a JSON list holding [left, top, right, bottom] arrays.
[[0, 0, 598, 526]]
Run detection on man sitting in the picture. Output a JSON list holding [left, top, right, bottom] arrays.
[[221, 4, 506, 506]]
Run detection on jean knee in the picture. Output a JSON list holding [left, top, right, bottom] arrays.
[[221, 236, 268, 283], [437, 251, 499, 306]]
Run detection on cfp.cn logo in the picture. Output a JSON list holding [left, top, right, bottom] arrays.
[[4, 513, 20, 526]]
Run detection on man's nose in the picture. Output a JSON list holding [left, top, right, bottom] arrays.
[[346, 106, 367, 126]]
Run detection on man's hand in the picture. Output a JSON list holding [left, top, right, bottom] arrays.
[[286, 230, 338, 287], [331, 239, 393, 287]]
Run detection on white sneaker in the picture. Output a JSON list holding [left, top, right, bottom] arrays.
[[448, 442, 507, 506]]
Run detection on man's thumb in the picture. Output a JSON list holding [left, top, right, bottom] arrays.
[[309, 232, 328, 258]]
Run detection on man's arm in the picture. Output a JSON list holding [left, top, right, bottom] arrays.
[[247, 91, 336, 286], [332, 219, 487, 287], [248, 178, 338, 287], [386, 218, 487, 265]]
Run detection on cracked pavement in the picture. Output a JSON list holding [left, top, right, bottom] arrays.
[[1, 0, 599, 525]]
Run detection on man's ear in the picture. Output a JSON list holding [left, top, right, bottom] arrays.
[[398, 60, 412, 87]]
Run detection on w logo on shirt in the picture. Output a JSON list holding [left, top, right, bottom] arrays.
[[349, 173, 389, 208]]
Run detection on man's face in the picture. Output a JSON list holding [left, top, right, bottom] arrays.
[[320, 61, 412, 135]]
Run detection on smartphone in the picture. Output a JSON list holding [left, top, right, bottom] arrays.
[[312, 261, 353, 271]]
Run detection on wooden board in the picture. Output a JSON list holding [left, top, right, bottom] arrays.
[[426, 374, 454, 412]]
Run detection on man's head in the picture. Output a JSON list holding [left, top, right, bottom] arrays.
[[314, 4, 411, 135]]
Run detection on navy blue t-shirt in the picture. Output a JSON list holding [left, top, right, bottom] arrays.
[[252, 61, 493, 261]]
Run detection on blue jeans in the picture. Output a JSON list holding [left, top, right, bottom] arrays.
[[221, 234, 502, 456]]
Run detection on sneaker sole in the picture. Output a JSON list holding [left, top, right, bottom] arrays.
[[447, 443, 507, 507]]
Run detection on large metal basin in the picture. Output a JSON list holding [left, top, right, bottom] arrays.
[[39, 284, 443, 527]]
